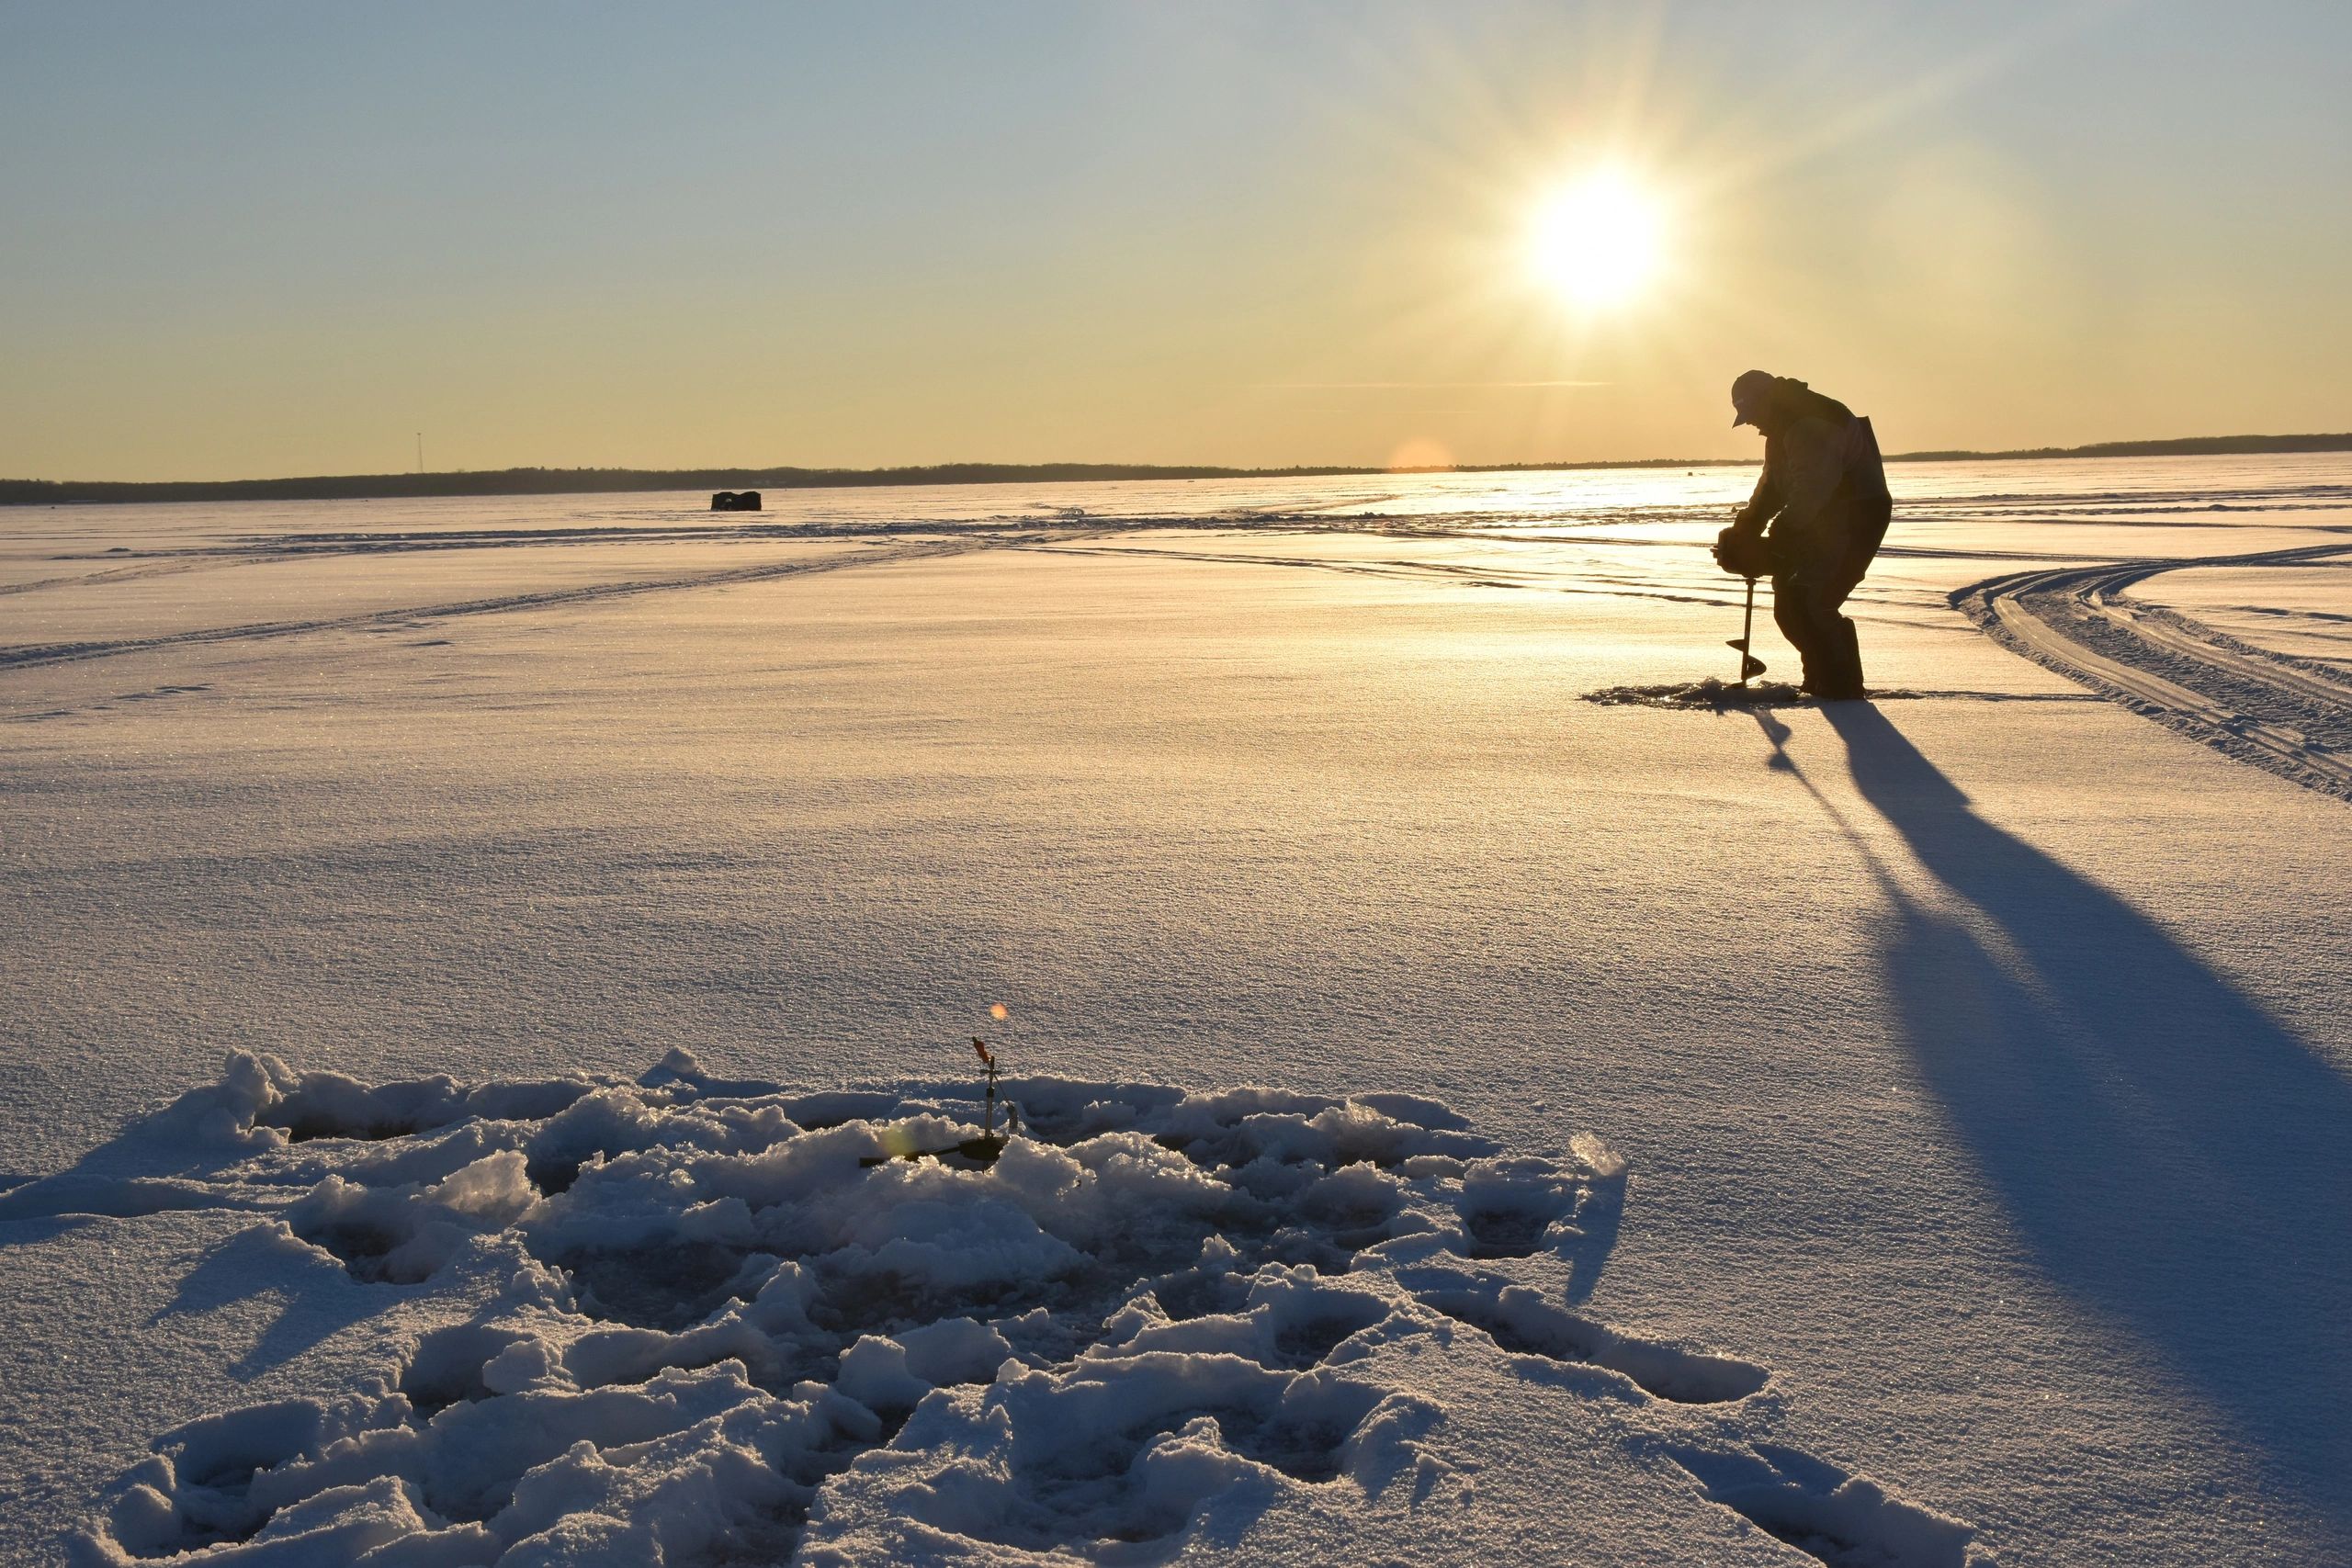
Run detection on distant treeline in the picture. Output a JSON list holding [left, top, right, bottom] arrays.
[[1887, 433, 2352, 463], [5, 434, 2347, 506], [0, 462, 1385, 507]]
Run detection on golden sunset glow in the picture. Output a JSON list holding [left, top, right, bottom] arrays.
[[1385, 435, 1454, 472], [1526, 170, 1669, 311]]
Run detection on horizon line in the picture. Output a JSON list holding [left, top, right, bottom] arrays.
[[5, 432, 2348, 505]]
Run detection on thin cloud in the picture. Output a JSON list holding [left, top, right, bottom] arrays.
[[1706, 0, 2143, 189], [1254, 379, 1611, 390]]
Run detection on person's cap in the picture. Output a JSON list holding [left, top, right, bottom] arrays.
[[1730, 369, 1774, 427]]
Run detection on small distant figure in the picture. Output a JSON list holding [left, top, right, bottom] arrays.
[[1713, 372, 1892, 700], [711, 491, 763, 512]]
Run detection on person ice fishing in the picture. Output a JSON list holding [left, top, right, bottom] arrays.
[[1712, 370, 1893, 700]]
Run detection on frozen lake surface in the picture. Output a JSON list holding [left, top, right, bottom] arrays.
[[4, 456, 2349, 1564]]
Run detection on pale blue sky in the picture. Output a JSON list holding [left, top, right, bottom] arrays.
[[4, 1, 2346, 478]]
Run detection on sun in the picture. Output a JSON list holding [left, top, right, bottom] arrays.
[[1527, 170, 1668, 310]]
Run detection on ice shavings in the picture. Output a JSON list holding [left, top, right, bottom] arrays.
[[1581, 680, 1929, 709], [62, 1052, 1971, 1565]]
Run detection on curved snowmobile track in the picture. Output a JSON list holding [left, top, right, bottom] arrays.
[[1954, 543, 2352, 800]]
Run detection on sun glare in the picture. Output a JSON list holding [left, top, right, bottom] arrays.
[[1527, 170, 1668, 310]]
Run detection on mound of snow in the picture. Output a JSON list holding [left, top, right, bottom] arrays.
[[51, 1052, 1971, 1566]]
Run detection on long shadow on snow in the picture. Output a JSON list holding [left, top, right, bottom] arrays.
[[0, 1134, 267, 1248], [1824, 703, 2352, 1529]]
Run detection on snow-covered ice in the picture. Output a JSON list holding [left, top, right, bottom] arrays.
[[5, 457, 2350, 1563]]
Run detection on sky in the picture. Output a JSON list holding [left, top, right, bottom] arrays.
[[3, 0, 2347, 480]]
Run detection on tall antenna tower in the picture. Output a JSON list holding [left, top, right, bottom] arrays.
[[416, 432, 424, 474]]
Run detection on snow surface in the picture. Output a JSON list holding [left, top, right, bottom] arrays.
[[2132, 558, 2352, 671], [5, 456, 2351, 1564]]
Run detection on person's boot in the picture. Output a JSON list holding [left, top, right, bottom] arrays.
[[1792, 626, 1831, 695], [1772, 576, 1817, 692], [1778, 611, 1815, 693], [1815, 619, 1866, 700]]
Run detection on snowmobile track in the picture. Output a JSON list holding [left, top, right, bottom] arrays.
[[0, 535, 1018, 672], [1954, 543, 2352, 801]]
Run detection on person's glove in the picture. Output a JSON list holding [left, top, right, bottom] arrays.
[[1713, 525, 1773, 580]]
